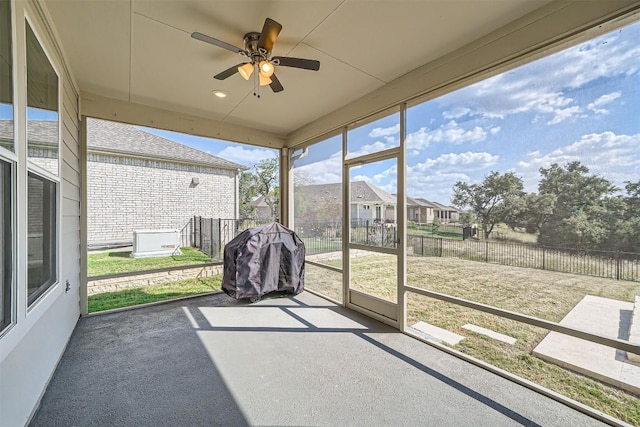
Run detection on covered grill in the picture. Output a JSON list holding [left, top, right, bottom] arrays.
[[222, 223, 305, 300]]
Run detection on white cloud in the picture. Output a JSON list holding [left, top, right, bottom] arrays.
[[293, 151, 342, 185], [438, 27, 639, 124], [406, 120, 493, 150], [410, 151, 499, 173], [217, 145, 276, 166], [406, 151, 500, 201], [368, 124, 400, 138], [347, 140, 393, 158], [517, 131, 640, 192], [587, 91, 621, 114], [351, 175, 372, 183], [373, 164, 397, 184], [407, 171, 471, 204], [442, 107, 471, 119], [546, 105, 583, 125]]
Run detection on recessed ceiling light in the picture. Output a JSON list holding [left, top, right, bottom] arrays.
[[212, 90, 228, 98]]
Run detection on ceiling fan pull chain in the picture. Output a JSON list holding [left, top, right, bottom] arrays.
[[253, 63, 257, 97]]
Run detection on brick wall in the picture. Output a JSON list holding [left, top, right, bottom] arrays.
[[87, 153, 238, 246]]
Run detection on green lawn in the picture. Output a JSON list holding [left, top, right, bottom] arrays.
[[305, 255, 640, 425], [88, 247, 213, 277], [88, 276, 221, 312]]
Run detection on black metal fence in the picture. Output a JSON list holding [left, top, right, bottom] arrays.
[[184, 217, 270, 259], [183, 218, 640, 281], [406, 234, 640, 282]]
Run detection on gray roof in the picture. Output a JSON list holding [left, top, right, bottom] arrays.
[[252, 181, 396, 208], [417, 198, 460, 212], [87, 119, 245, 170], [287, 181, 396, 205], [0, 120, 58, 146], [407, 196, 436, 208], [1, 118, 246, 170]]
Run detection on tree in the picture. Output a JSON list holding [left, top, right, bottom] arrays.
[[451, 171, 524, 239], [537, 161, 617, 248], [501, 192, 556, 234], [239, 157, 280, 221], [238, 171, 258, 218], [431, 217, 441, 234]]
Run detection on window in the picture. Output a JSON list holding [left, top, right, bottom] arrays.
[[0, 0, 13, 153], [292, 134, 343, 302], [27, 172, 56, 304], [26, 21, 58, 177], [26, 20, 59, 306], [0, 159, 11, 331], [0, 0, 13, 333], [346, 109, 399, 159], [404, 19, 640, 422]]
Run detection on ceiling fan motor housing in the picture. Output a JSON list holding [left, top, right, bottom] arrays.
[[243, 32, 263, 58]]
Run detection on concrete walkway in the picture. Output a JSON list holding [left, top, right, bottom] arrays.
[[31, 292, 607, 426], [533, 295, 640, 395]]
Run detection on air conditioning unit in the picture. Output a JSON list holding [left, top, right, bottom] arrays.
[[131, 229, 182, 258]]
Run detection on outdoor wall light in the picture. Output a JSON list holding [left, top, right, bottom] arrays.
[[191, 177, 199, 187]]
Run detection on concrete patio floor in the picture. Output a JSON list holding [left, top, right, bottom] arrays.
[[31, 291, 609, 426]]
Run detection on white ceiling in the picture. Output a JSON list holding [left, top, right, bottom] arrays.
[[44, 0, 551, 137]]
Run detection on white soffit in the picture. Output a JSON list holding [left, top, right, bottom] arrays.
[[43, 0, 572, 139], [45, 0, 131, 100], [305, 0, 550, 83], [224, 42, 384, 135]]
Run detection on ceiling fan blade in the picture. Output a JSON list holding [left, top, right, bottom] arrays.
[[272, 56, 320, 71], [258, 18, 282, 53], [214, 63, 246, 80], [191, 32, 245, 54], [269, 73, 284, 93]]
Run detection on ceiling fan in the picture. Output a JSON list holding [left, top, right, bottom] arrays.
[[191, 18, 320, 96]]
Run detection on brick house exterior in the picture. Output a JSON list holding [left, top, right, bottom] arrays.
[[87, 119, 245, 247]]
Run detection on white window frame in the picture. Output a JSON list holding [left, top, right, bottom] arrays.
[[23, 12, 62, 312], [0, 0, 18, 338]]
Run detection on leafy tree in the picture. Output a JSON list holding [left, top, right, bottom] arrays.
[[431, 217, 441, 234], [239, 157, 280, 221], [238, 171, 257, 218], [537, 161, 617, 249], [459, 211, 476, 226], [501, 192, 556, 234], [452, 171, 524, 239]]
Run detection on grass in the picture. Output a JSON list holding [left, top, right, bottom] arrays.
[[88, 247, 213, 277], [88, 276, 221, 312], [304, 255, 640, 425]]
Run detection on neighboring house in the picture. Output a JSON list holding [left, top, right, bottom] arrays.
[[280, 181, 397, 224], [407, 198, 461, 223], [86, 119, 246, 247], [407, 196, 436, 224], [418, 199, 460, 223]]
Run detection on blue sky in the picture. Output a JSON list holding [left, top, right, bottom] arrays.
[[292, 20, 640, 205]]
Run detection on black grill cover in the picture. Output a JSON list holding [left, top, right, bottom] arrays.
[[222, 223, 305, 299]]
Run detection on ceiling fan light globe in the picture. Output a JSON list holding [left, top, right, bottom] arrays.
[[259, 60, 275, 77], [259, 74, 272, 86], [238, 63, 254, 80]]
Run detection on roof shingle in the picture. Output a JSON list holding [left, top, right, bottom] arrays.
[[87, 119, 245, 170]]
